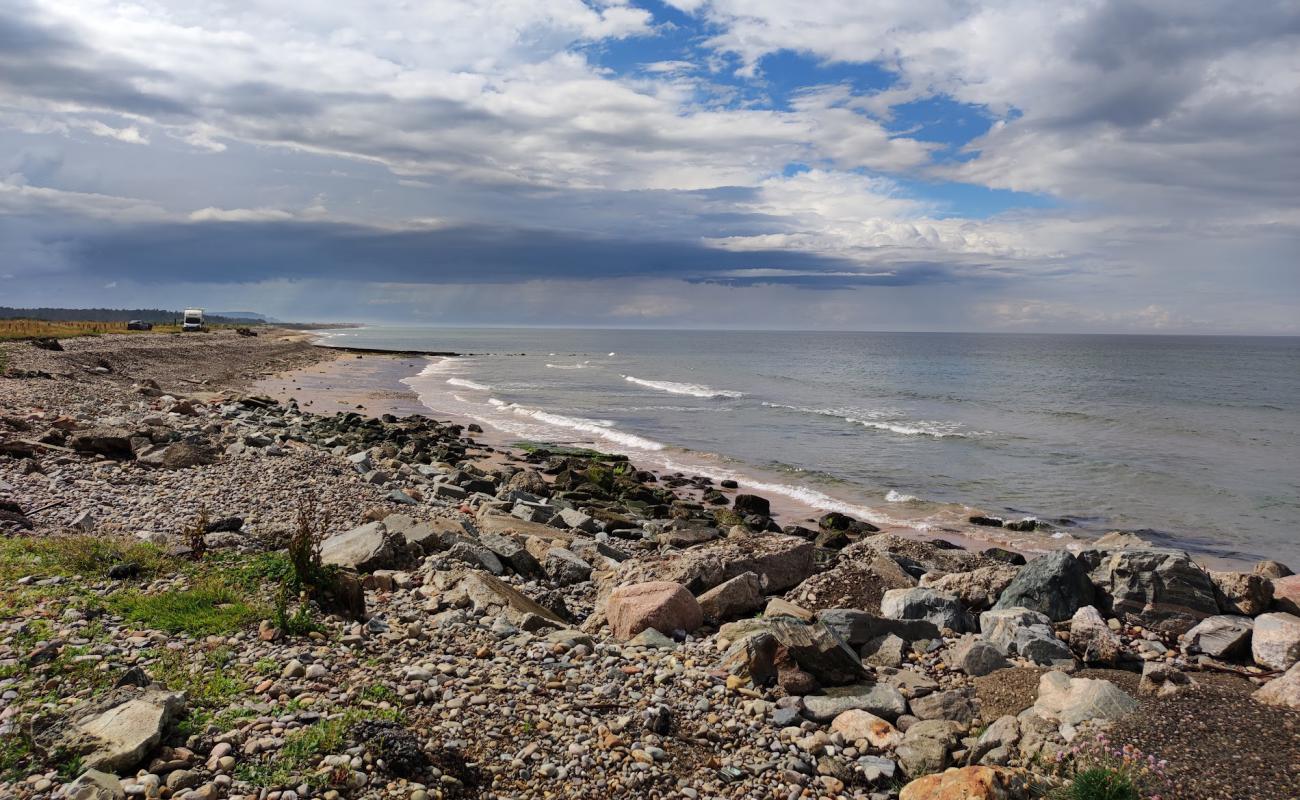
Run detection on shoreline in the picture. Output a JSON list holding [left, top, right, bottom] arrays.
[[257, 340, 1247, 569], [254, 348, 1036, 552]]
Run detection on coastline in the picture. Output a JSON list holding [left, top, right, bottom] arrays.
[[3, 327, 1298, 800], [255, 339, 1230, 567], [256, 348, 1055, 559]]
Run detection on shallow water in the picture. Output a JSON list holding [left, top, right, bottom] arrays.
[[316, 328, 1300, 565]]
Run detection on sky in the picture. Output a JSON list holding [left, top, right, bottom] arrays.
[[1, 0, 1297, 332]]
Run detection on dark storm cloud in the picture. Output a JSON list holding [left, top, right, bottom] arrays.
[[0, 10, 189, 118], [61, 217, 953, 288]]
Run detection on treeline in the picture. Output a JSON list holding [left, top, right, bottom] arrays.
[[0, 307, 263, 325]]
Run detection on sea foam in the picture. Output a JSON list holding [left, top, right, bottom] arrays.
[[762, 402, 969, 438], [624, 375, 744, 399]]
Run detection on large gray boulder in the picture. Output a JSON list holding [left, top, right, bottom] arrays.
[[453, 571, 566, 629], [719, 616, 868, 688], [1180, 614, 1253, 658], [320, 522, 405, 572], [1252, 612, 1300, 671], [880, 587, 973, 633], [991, 551, 1094, 622], [1078, 547, 1219, 634], [543, 547, 592, 586], [980, 607, 1074, 667]]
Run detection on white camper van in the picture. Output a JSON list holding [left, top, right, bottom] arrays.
[[182, 308, 205, 332]]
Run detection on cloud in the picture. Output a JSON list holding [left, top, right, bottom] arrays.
[[0, 0, 1294, 332]]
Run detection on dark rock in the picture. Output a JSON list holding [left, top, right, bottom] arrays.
[[817, 608, 941, 647], [982, 547, 1027, 566], [818, 512, 879, 535], [732, 494, 771, 517], [107, 563, 141, 580], [969, 515, 1004, 528], [992, 551, 1094, 622], [31, 337, 63, 351], [204, 516, 244, 534], [351, 720, 428, 778], [69, 428, 136, 460]]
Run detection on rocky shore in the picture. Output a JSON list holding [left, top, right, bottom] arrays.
[[2, 331, 1298, 800]]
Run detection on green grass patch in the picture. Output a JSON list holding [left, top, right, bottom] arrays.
[[0, 535, 173, 584], [1058, 767, 1141, 800], [110, 582, 262, 636], [236, 708, 404, 788]]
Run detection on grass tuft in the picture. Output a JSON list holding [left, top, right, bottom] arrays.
[[110, 582, 262, 636]]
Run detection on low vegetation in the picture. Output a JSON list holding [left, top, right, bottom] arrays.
[[236, 708, 404, 789], [109, 582, 263, 636], [0, 319, 184, 341]]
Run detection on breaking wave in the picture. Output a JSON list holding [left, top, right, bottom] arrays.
[[624, 375, 744, 399], [762, 402, 970, 438]]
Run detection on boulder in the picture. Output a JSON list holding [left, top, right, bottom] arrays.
[[732, 494, 771, 517], [979, 607, 1074, 667], [543, 547, 592, 586], [949, 636, 1010, 677], [446, 541, 504, 575], [803, 683, 908, 722], [1271, 575, 1300, 614], [1256, 560, 1294, 580], [52, 687, 185, 773], [502, 468, 548, 496], [384, 515, 469, 553], [881, 588, 972, 633], [606, 582, 703, 640], [556, 507, 600, 533], [1068, 605, 1122, 665], [861, 633, 907, 669], [967, 715, 1020, 767], [479, 533, 544, 578], [817, 608, 941, 646], [1180, 615, 1253, 658], [1078, 547, 1218, 634], [696, 571, 764, 621], [1031, 671, 1137, 726], [991, 551, 1094, 622], [69, 428, 136, 460], [455, 571, 566, 628], [818, 511, 880, 535], [320, 522, 405, 572], [896, 720, 963, 778], [899, 766, 1028, 800], [920, 565, 1020, 610], [1209, 570, 1273, 616], [611, 534, 814, 596], [1254, 660, 1300, 709], [908, 689, 975, 726], [831, 709, 902, 749], [1251, 612, 1300, 671]]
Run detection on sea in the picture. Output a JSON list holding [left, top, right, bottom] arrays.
[[315, 327, 1300, 566]]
